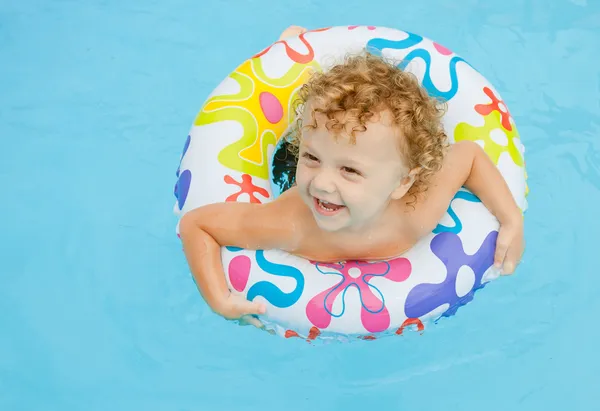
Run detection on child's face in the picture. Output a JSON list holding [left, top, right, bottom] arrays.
[[295, 109, 413, 233]]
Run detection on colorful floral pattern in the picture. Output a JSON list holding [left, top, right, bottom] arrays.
[[194, 57, 320, 179], [454, 110, 523, 166], [306, 259, 412, 333], [367, 32, 473, 101], [454, 86, 523, 167], [224, 174, 269, 203], [174, 169, 192, 210], [404, 231, 497, 319], [348, 25, 376, 30], [475, 86, 513, 131], [227, 248, 305, 309], [253, 27, 331, 63]]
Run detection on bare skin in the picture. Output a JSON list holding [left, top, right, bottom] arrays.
[[179, 102, 524, 326]]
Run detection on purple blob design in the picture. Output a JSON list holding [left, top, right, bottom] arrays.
[[176, 135, 191, 177], [176, 169, 192, 210], [405, 231, 498, 319], [182, 134, 191, 156]]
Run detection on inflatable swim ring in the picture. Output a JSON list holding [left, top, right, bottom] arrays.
[[173, 26, 528, 342]]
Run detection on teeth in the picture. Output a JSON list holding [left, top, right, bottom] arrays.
[[318, 199, 337, 211]]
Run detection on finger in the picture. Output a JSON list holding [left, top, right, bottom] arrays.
[[239, 315, 264, 329], [502, 245, 522, 275], [246, 300, 266, 316], [494, 235, 510, 269], [233, 298, 266, 318]]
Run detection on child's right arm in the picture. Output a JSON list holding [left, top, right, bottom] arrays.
[[178, 188, 304, 320]]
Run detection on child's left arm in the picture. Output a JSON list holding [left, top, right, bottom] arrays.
[[410, 140, 524, 275]]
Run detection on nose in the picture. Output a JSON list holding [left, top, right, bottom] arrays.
[[312, 168, 336, 194]]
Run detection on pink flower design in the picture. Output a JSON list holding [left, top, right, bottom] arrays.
[[306, 259, 411, 333], [348, 25, 376, 30], [433, 42, 453, 55]]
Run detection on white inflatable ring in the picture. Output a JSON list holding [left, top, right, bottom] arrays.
[[174, 26, 528, 342]]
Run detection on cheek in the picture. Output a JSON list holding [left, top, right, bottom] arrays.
[[346, 181, 390, 205], [340, 184, 368, 205], [294, 165, 309, 186]]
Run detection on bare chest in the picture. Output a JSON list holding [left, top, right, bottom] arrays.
[[293, 216, 416, 263]]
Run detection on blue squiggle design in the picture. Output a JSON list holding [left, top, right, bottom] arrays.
[[367, 33, 473, 101], [245, 251, 305, 308], [366, 32, 424, 55], [434, 191, 481, 234], [397, 49, 471, 100]]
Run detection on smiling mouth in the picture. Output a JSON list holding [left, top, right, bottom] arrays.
[[313, 197, 346, 216]]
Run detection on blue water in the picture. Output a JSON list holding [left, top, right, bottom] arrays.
[[2, 0, 599, 409]]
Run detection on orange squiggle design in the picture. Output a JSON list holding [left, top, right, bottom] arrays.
[[284, 326, 321, 342], [253, 27, 331, 63], [395, 318, 425, 335]]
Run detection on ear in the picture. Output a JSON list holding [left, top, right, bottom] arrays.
[[390, 167, 421, 200]]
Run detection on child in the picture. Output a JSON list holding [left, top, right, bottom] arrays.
[[179, 26, 525, 326]]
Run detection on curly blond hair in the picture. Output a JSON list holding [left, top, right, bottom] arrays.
[[286, 52, 449, 203]]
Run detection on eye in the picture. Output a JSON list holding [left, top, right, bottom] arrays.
[[301, 152, 319, 162], [341, 166, 362, 177]]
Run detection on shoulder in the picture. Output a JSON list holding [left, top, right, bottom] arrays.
[[404, 141, 480, 236]]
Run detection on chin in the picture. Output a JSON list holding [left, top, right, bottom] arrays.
[[315, 221, 346, 233], [312, 212, 351, 232]]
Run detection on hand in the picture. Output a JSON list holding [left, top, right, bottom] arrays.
[[494, 218, 524, 275], [279, 25, 308, 40], [215, 292, 266, 328]]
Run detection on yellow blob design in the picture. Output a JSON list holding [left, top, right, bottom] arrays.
[[454, 110, 524, 167], [194, 57, 320, 179]]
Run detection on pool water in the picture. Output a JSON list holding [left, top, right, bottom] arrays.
[[2, 0, 599, 410]]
